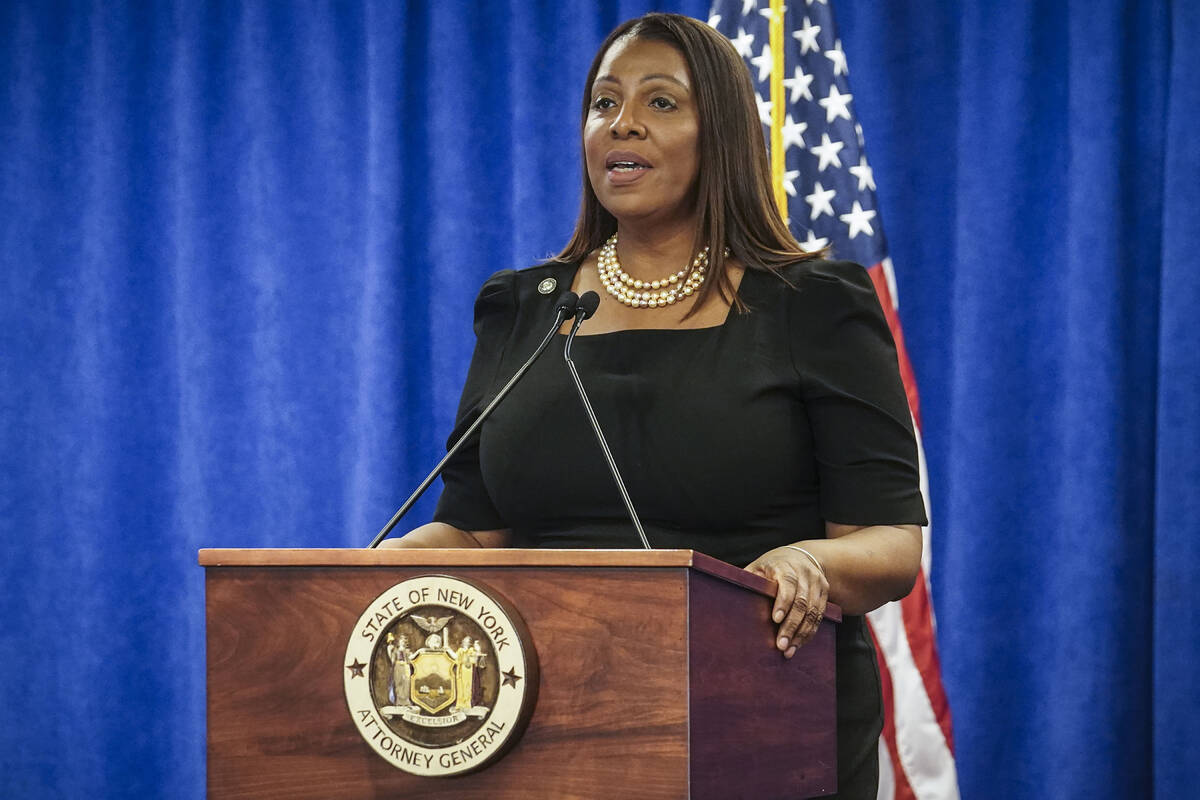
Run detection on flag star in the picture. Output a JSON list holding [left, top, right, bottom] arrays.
[[849, 156, 876, 191], [805, 181, 836, 219], [806, 0, 829, 5], [818, 84, 853, 123], [855, 122, 865, 147], [730, 27, 755, 59], [825, 39, 849, 76], [783, 64, 814, 103], [742, 0, 757, 15], [782, 115, 807, 151], [810, 133, 845, 171], [793, 17, 821, 54], [758, 4, 787, 23], [707, 13, 721, 28], [840, 201, 877, 239], [750, 43, 773, 82], [754, 92, 773, 126], [800, 229, 829, 253], [782, 169, 801, 197]]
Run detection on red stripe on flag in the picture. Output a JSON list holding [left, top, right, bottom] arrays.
[[870, 621, 918, 800], [901, 571, 956, 752], [866, 263, 923, 430], [866, 260, 958, 758]]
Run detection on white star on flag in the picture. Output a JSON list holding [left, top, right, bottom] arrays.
[[825, 39, 848, 76], [750, 43, 773, 82], [783, 64, 815, 103], [758, 3, 787, 22], [793, 17, 821, 54], [730, 27, 755, 59], [810, 133, 844, 171], [782, 169, 801, 197], [804, 0, 828, 5], [707, 13, 721, 27], [818, 84, 853, 123], [839, 200, 876, 239], [799, 229, 829, 252], [754, 92, 773, 126], [742, 0, 757, 15], [849, 156, 876, 191], [782, 115, 808, 151], [805, 181, 836, 219]]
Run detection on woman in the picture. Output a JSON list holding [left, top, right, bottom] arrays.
[[387, 632, 411, 707], [383, 13, 925, 797]]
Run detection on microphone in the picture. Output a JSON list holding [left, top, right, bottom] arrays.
[[368, 290, 580, 548], [575, 290, 600, 320], [562, 291, 652, 549]]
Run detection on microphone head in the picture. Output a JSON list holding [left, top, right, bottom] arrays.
[[577, 291, 601, 320], [555, 291, 581, 318]]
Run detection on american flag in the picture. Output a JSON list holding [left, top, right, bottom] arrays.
[[707, 2, 960, 797]]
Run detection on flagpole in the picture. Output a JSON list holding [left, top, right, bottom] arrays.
[[768, 0, 787, 221]]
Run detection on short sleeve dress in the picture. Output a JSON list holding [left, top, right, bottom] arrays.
[[433, 257, 927, 797]]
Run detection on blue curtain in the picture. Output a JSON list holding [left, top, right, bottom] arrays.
[[837, 2, 1199, 797], [1, 2, 1195, 798]]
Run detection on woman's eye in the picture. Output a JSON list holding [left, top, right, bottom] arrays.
[[650, 96, 676, 110], [591, 97, 616, 110]]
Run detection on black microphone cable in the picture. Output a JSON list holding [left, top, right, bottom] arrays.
[[368, 290, 580, 548], [562, 291, 651, 550]]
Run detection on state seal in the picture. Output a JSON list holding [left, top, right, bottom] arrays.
[[343, 575, 538, 776]]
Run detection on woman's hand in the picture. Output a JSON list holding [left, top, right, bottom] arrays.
[[745, 544, 829, 659], [376, 523, 511, 549]]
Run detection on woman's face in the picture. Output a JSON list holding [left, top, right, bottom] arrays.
[[584, 36, 700, 230]]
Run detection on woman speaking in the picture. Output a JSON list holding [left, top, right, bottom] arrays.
[[382, 13, 926, 798]]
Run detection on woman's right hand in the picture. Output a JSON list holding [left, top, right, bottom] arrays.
[[376, 523, 512, 549]]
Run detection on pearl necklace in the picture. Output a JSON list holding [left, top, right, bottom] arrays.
[[597, 233, 709, 308]]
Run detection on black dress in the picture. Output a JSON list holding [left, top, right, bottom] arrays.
[[433, 257, 927, 797]]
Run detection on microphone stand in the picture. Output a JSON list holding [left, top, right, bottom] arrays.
[[562, 292, 651, 550], [367, 291, 579, 548]]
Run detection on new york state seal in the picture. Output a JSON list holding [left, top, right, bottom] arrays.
[[343, 575, 538, 776]]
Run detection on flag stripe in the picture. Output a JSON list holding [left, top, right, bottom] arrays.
[[866, 263, 955, 753], [877, 737, 897, 799], [901, 572, 955, 750], [870, 618, 920, 800], [869, 598, 959, 797], [867, 263, 923, 429]]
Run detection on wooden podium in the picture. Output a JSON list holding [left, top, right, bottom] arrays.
[[200, 548, 839, 799]]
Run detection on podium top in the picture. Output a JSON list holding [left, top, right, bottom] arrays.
[[199, 547, 781, 599]]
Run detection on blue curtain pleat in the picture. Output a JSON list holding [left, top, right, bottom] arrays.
[[1, 1, 1196, 798], [1153, 2, 1200, 797]]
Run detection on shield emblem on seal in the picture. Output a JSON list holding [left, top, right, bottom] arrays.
[[409, 651, 457, 714]]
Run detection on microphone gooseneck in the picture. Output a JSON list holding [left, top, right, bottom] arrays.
[[368, 290, 580, 548], [563, 292, 652, 550]]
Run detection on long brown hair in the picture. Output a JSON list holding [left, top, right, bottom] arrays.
[[552, 13, 821, 312]]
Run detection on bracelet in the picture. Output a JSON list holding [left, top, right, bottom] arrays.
[[785, 545, 825, 577]]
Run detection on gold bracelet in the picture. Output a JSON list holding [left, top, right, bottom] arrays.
[[785, 545, 825, 577]]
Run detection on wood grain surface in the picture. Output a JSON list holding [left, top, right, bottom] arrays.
[[198, 549, 784, 601], [688, 571, 837, 799], [207, 565, 691, 798], [205, 557, 838, 798]]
